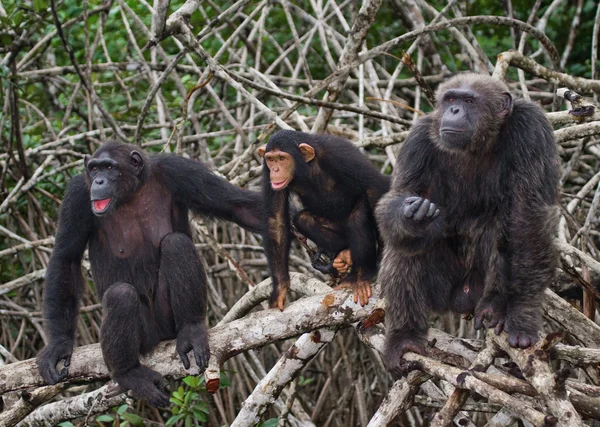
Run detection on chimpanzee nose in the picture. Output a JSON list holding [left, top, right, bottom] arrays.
[[450, 106, 460, 114], [95, 178, 105, 185]]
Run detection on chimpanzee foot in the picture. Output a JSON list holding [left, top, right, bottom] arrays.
[[269, 283, 289, 311], [310, 249, 339, 275], [384, 338, 426, 379], [177, 322, 210, 371], [114, 365, 170, 408], [335, 279, 371, 306]]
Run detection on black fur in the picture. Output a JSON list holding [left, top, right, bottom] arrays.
[[262, 130, 390, 307], [375, 74, 560, 377], [37, 141, 263, 406]]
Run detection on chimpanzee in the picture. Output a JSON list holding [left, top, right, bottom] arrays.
[[258, 130, 391, 310], [37, 141, 263, 407], [375, 74, 560, 376]]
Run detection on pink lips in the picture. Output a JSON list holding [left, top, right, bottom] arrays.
[[271, 179, 289, 190], [93, 198, 111, 212]]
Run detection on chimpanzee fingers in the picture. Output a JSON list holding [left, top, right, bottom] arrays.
[[194, 346, 210, 371], [177, 340, 192, 370], [494, 319, 505, 335], [413, 199, 431, 221], [403, 197, 424, 218], [276, 291, 287, 311], [473, 313, 485, 330], [404, 196, 420, 205], [426, 202, 438, 218]]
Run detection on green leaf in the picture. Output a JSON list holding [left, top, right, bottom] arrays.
[[170, 397, 184, 406], [219, 372, 231, 388], [95, 414, 115, 422], [193, 410, 207, 422], [184, 390, 192, 407], [121, 412, 144, 426], [261, 419, 279, 427], [173, 386, 185, 400], [183, 375, 199, 388], [33, 0, 48, 13], [192, 400, 209, 413], [165, 413, 185, 427], [185, 414, 194, 427], [117, 404, 129, 415], [58, 423, 75, 427]]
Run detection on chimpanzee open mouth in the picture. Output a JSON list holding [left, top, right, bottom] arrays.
[[92, 198, 112, 215]]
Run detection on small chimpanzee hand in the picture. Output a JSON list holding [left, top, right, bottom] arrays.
[[37, 340, 73, 384], [402, 196, 440, 221], [384, 337, 426, 379], [332, 249, 353, 274], [176, 323, 210, 372]]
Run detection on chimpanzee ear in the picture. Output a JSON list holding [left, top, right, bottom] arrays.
[[298, 143, 315, 162], [84, 155, 91, 168], [500, 92, 513, 116], [257, 145, 267, 158], [130, 151, 144, 175]]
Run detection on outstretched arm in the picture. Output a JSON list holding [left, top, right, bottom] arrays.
[[155, 155, 264, 233], [38, 175, 92, 384]]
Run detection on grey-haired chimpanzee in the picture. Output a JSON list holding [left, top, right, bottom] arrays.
[[375, 74, 560, 376], [258, 130, 391, 310], [37, 141, 263, 407]]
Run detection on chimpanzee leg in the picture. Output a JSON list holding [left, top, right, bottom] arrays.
[[380, 244, 457, 377], [293, 210, 349, 274], [293, 210, 348, 252], [101, 282, 169, 407], [158, 232, 210, 371]]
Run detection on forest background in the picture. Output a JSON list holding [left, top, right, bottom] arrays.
[[1, 0, 600, 426]]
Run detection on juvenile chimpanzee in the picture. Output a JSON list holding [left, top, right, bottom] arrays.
[[258, 130, 391, 310], [37, 141, 263, 407], [376, 74, 560, 376]]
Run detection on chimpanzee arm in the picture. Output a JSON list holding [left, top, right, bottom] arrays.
[[38, 175, 93, 384], [493, 102, 559, 348], [375, 119, 446, 254], [155, 155, 264, 233], [263, 184, 292, 310]]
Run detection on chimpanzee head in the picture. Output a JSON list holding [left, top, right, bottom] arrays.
[[84, 141, 149, 216], [257, 131, 315, 191], [430, 73, 513, 154]]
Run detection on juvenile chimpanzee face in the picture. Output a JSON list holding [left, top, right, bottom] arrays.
[[258, 143, 315, 191], [84, 147, 144, 216], [263, 149, 294, 190]]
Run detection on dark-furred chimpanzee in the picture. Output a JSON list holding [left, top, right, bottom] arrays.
[[375, 74, 560, 376], [258, 130, 391, 310], [37, 141, 263, 407]]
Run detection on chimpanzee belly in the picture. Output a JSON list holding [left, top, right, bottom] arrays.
[[89, 180, 177, 298]]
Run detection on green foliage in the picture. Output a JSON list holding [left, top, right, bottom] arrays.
[[166, 375, 211, 427], [94, 404, 144, 427]]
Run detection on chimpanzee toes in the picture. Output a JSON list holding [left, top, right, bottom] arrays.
[[147, 388, 170, 408], [494, 319, 505, 335], [507, 331, 537, 349]]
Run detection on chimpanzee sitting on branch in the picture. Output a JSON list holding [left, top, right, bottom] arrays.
[[37, 141, 263, 407], [258, 130, 390, 310], [376, 74, 560, 376]]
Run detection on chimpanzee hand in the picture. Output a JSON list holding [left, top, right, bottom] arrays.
[[114, 366, 170, 408], [335, 278, 371, 306], [402, 196, 440, 221], [384, 336, 426, 379], [474, 296, 507, 336], [176, 322, 210, 372], [332, 249, 353, 274], [37, 340, 73, 384]]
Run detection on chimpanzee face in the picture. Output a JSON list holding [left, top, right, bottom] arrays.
[[263, 149, 295, 190], [84, 149, 144, 216]]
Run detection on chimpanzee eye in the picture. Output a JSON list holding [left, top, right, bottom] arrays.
[[447, 97, 454, 103], [92, 166, 97, 171], [108, 166, 112, 170], [279, 155, 284, 161], [465, 98, 473, 104]]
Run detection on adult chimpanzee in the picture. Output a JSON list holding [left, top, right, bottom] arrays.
[[37, 141, 263, 407], [258, 130, 391, 310], [375, 74, 560, 376]]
